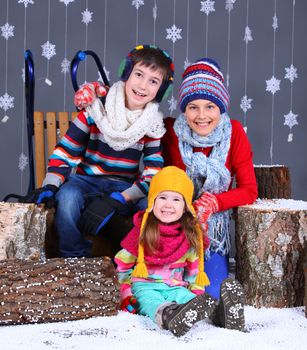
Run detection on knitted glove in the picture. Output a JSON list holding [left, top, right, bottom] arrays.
[[79, 192, 126, 236], [120, 296, 139, 314], [23, 184, 58, 209], [74, 82, 108, 110], [193, 192, 219, 226]]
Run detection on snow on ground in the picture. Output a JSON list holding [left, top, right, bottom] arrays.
[[0, 306, 306, 350]]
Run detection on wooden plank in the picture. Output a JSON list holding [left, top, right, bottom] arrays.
[[46, 112, 57, 158], [34, 111, 46, 188], [58, 112, 69, 139]]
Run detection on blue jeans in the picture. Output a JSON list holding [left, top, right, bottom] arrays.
[[54, 174, 147, 258]]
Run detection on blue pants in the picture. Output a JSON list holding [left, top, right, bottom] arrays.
[[54, 174, 147, 257], [132, 282, 195, 323]]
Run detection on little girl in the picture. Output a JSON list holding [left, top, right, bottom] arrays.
[[115, 166, 245, 337]]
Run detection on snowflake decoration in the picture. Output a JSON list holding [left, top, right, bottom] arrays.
[[59, 0, 75, 6], [168, 96, 177, 113], [61, 58, 70, 74], [18, 0, 34, 8], [18, 153, 28, 172], [266, 76, 280, 95], [132, 0, 144, 10], [184, 58, 191, 70], [1, 23, 14, 40], [41, 41, 56, 60], [82, 8, 93, 25], [0, 93, 14, 112], [98, 69, 110, 85], [166, 25, 182, 44], [240, 95, 253, 113], [153, 3, 157, 20], [225, 0, 236, 12], [1, 115, 9, 123], [284, 110, 298, 130], [22, 68, 25, 83], [243, 26, 253, 43], [284, 64, 297, 83], [272, 14, 278, 31], [200, 0, 215, 16]]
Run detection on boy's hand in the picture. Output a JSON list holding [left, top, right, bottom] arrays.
[[23, 184, 58, 209], [79, 192, 126, 236], [120, 296, 139, 314], [74, 82, 108, 110], [193, 192, 219, 225]]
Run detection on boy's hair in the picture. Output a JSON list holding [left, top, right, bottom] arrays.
[[140, 210, 200, 254], [118, 44, 174, 102]]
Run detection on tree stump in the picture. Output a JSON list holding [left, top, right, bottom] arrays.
[[0, 257, 120, 325], [235, 199, 307, 308], [254, 165, 291, 199], [0, 202, 47, 260]]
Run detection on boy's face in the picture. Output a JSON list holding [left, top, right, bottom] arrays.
[[153, 191, 185, 224], [125, 62, 164, 110]]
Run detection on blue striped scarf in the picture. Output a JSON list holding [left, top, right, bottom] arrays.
[[174, 113, 232, 255]]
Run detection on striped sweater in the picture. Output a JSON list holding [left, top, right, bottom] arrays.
[[43, 111, 164, 200]]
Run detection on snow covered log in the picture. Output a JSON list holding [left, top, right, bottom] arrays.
[[0, 202, 47, 261], [0, 257, 120, 325], [254, 165, 291, 199], [235, 199, 307, 308]]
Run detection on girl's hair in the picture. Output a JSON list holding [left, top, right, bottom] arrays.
[[140, 210, 200, 254]]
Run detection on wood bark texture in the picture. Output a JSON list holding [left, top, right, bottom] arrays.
[[254, 165, 291, 199], [0, 257, 120, 325], [0, 202, 47, 260], [235, 200, 307, 308]]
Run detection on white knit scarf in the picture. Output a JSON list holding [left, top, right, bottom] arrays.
[[85, 81, 165, 151]]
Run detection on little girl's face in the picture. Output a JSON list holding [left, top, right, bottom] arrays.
[[153, 191, 185, 224]]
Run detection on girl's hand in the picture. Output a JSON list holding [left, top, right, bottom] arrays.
[[74, 81, 108, 110]]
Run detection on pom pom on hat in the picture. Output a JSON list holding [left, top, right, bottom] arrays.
[[179, 58, 230, 114]]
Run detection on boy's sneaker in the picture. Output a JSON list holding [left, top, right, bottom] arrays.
[[217, 278, 245, 331], [162, 293, 217, 337]]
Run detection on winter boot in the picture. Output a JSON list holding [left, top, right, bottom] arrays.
[[212, 278, 245, 331], [162, 293, 217, 337]]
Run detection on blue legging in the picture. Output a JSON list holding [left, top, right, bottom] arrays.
[[132, 282, 195, 322]]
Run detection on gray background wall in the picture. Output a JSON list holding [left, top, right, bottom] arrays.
[[0, 0, 306, 201]]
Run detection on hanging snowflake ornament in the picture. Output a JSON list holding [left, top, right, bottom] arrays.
[[59, 0, 75, 6], [243, 26, 253, 43], [18, 153, 28, 172], [284, 110, 298, 129], [240, 95, 253, 113], [1, 23, 14, 40], [184, 58, 191, 70], [132, 0, 144, 10], [41, 41, 56, 60], [272, 14, 278, 31], [18, 0, 34, 8], [153, 2, 157, 20], [61, 58, 70, 74], [168, 96, 177, 113], [166, 24, 182, 43], [0, 93, 14, 112], [200, 0, 215, 16], [266, 76, 280, 95], [22, 68, 25, 83], [82, 8, 93, 25], [225, 0, 236, 12], [284, 64, 298, 83]]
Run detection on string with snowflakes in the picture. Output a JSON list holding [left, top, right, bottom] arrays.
[[283, 0, 298, 143], [265, 0, 280, 164], [132, 0, 144, 45], [184, 0, 191, 70], [98, 0, 110, 84], [81, 0, 93, 83], [200, 0, 215, 56], [0, 0, 15, 124], [41, 0, 56, 86], [59, 0, 75, 112], [240, 0, 253, 132], [166, 0, 182, 115], [152, 0, 157, 45], [225, 0, 236, 89]]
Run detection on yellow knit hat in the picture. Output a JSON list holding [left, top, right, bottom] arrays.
[[132, 166, 210, 287]]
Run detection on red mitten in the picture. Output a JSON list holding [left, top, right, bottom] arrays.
[[74, 81, 108, 110], [193, 192, 219, 226], [120, 295, 139, 314]]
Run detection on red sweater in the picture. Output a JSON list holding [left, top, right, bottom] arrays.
[[161, 117, 258, 211]]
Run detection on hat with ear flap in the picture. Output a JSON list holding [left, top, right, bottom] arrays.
[[132, 166, 210, 288], [118, 44, 174, 103]]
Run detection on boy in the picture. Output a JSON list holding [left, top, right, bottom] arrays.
[[26, 45, 174, 258]]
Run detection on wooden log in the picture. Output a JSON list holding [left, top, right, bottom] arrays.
[[0, 202, 47, 261], [235, 199, 307, 308], [254, 165, 291, 199], [0, 257, 120, 325]]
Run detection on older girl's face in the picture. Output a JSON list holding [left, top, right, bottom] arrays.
[[184, 99, 221, 136]]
